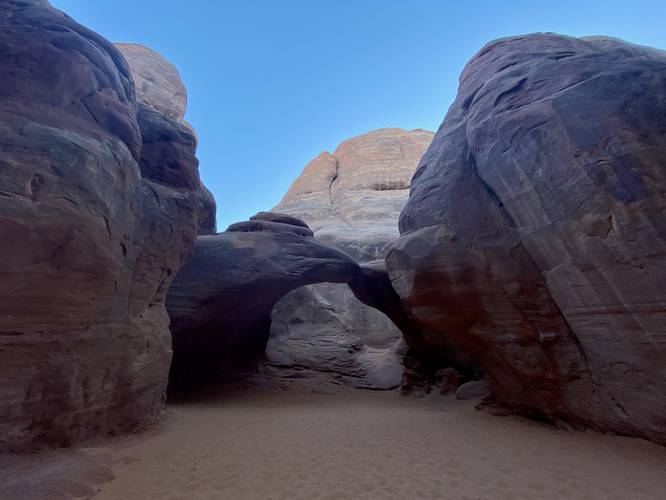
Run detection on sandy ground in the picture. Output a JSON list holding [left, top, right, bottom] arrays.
[[2, 384, 665, 500]]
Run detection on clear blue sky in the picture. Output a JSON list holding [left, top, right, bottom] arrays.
[[51, 0, 666, 228]]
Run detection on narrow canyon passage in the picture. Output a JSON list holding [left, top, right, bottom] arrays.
[[3, 385, 665, 500], [2, 3, 665, 500]]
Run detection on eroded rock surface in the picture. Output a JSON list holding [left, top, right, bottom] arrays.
[[276, 128, 434, 256], [0, 0, 209, 451], [166, 214, 360, 386], [456, 381, 490, 401], [115, 43, 187, 122], [116, 42, 216, 235], [268, 129, 434, 388], [387, 34, 666, 443]]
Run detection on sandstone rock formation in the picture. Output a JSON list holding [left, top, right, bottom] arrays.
[[115, 43, 187, 122], [387, 34, 666, 443], [268, 129, 435, 389], [276, 128, 434, 257], [267, 284, 407, 390], [456, 381, 490, 401], [0, 0, 210, 451], [166, 213, 360, 386], [116, 42, 216, 235]]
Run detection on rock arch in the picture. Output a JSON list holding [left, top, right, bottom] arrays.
[[166, 212, 473, 389]]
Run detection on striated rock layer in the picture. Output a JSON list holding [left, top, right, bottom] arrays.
[[276, 128, 434, 257], [115, 43, 187, 122], [269, 129, 438, 389], [0, 0, 210, 451], [387, 34, 666, 443]]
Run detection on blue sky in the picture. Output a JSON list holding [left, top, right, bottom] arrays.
[[52, 0, 666, 228]]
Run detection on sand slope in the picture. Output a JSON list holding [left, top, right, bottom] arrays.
[[2, 387, 665, 500]]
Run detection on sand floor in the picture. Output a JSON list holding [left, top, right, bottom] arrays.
[[2, 385, 665, 500]]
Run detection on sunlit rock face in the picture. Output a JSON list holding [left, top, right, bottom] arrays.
[[115, 43, 187, 122], [0, 0, 210, 451], [276, 128, 434, 256], [268, 129, 435, 389], [387, 33, 666, 443]]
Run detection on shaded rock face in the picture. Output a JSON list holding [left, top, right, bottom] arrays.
[[347, 261, 477, 374], [166, 214, 361, 386], [268, 129, 436, 388], [268, 283, 406, 390], [387, 34, 666, 443], [0, 0, 209, 451]]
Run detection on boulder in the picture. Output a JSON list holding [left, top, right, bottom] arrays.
[[166, 213, 360, 385], [268, 129, 436, 387], [456, 381, 490, 401], [387, 34, 666, 443], [0, 0, 209, 451]]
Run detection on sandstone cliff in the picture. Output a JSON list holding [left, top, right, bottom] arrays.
[[0, 0, 211, 451], [116, 42, 216, 234], [276, 128, 434, 258], [387, 33, 666, 443]]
